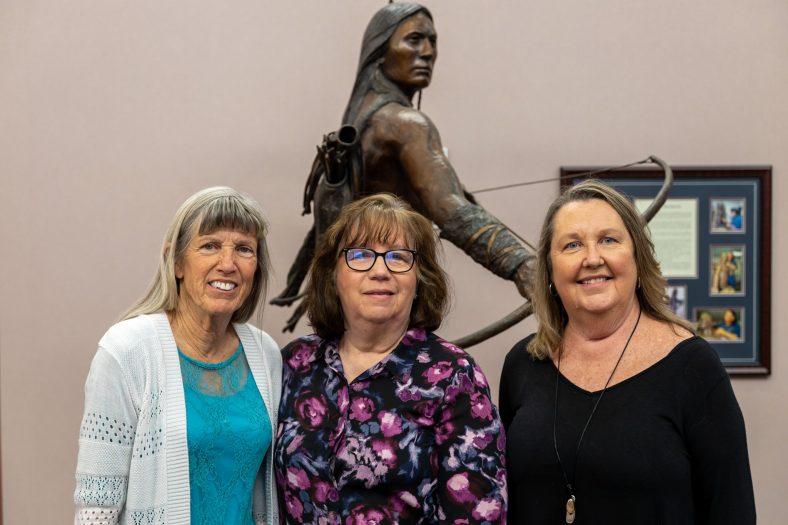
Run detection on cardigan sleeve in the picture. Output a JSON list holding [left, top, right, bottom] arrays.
[[74, 347, 138, 525]]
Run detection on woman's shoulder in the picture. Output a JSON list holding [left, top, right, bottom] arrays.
[[644, 316, 718, 366], [417, 332, 495, 390], [280, 334, 326, 375], [499, 334, 553, 407], [280, 334, 325, 361], [91, 314, 168, 384], [99, 313, 164, 357], [667, 335, 727, 377], [504, 333, 541, 367], [282, 333, 322, 351], [398, 331, 484, 382], [422, 331, 479, 364], [500, 334, 553, 389]]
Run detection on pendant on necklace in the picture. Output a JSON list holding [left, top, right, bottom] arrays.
[[565, 494, 576, 524]]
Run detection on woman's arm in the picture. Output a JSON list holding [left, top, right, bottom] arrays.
[[434, 360, 507, 524], [74, 348, 137, 525], [713, 326, 739, 341], [498, 339, 530, 432], [686, 356, 756, 524]]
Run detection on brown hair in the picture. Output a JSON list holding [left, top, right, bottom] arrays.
[[528, 179, 693, 359], [306, 193, 449, 339]]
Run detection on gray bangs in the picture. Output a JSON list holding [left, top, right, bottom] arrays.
[[196, 195, 267, 239]]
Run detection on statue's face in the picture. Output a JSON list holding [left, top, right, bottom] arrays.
[[381, 12, 437, 96]]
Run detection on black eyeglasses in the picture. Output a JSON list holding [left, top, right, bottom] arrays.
[[342, 248, 417, 273]]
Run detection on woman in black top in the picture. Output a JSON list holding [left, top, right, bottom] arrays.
[[500, 180, 755, 524]]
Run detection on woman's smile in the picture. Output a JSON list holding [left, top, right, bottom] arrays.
[[550, 199, 637, 318]]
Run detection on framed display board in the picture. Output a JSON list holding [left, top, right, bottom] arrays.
[[560, 165, 771, 375]]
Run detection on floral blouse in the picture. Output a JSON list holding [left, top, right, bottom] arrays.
[[275, 328, 507, 525]]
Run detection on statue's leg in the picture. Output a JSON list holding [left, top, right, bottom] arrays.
[[272, 174, 351, 332], [269, 226, 316, 306]]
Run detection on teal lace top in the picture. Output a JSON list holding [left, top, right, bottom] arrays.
[[179, 343, 271, 525]]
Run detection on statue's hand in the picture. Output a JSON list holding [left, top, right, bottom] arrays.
[[513, 259, 534, 300]]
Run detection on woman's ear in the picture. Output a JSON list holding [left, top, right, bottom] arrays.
[[165, 242, 183, 279]]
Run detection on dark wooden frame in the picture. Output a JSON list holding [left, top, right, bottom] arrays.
[[560, 165, 772, 376]]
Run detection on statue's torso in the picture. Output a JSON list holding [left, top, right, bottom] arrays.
[[354, 97, 430, 217]]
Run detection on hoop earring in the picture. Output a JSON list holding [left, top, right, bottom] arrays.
[[637, 277, 642, 290], [548, 282, 558, 297]]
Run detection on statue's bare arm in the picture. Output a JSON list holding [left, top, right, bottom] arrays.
[[369, 104, 534, 297], [375, 105, 468, 226]]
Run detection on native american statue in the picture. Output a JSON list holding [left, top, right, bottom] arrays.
[[271, 3, 672, 345]]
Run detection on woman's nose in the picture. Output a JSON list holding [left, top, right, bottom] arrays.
[[217, 248, 237, 270], [583, 246, 604, 267], [368, 254, 392, 277]]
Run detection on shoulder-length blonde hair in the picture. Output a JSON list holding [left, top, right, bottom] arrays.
[[306, 193, 449, 340], [121, 186, 271, 324], [527, 179, 693, 359]]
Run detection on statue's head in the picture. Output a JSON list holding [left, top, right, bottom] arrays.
[[380, 11, 436, 97], [343, 3, 434, 124], [358, 4, 434, 92]]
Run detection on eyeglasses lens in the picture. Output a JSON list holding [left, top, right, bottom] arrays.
[[345, 249, 414, 272]]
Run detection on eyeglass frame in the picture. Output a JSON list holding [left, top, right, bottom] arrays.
[[341, 247, 418, 273]]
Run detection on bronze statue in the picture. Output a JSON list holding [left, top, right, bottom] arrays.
[[271, 3, 534, 334], [271, 3, 675, 342]]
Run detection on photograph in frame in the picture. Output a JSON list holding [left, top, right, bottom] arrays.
[[693, 306, 745, 342], [709, 244, 745, 296], [710, 197, 746, 233], [665, 285, 688, 319]]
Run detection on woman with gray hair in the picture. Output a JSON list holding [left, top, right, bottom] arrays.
[[500, 180, 755, 524], [75, 187, 281, 525]]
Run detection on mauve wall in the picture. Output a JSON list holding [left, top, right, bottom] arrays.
[[1, 1, 785, 522]]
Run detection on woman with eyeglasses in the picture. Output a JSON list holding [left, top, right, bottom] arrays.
[[274, 193, 506, 524]]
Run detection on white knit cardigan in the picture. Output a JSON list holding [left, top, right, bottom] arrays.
[[74, 313, 281, 525]]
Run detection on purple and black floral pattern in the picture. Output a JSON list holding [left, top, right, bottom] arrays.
[[275, 328, 507, 524]]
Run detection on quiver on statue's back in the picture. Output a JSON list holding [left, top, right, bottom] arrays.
[[303, 125, 360, 248], [269, 126, 360, 331]]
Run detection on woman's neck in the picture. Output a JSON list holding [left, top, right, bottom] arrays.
[[563, 300, 642, 350], [338, 321, 409, 383], [341, 321, 409, 355], [168, 307, 235, 363]]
